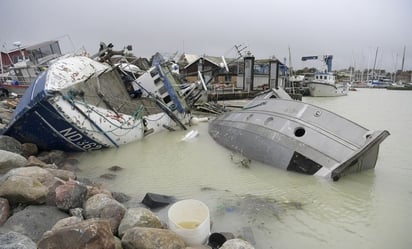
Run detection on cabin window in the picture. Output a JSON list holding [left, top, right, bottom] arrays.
[[40, 45, 53, 56], [158, 85, 168, 95], [224, 75, 232, 83], [12, 55, 23, 63], [163, 95, 171, 104], [150, 69, 159, 78], [154, 77, 162, 85], [50, 42, 61, 54]]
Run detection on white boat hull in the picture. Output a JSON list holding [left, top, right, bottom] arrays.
[[307, 82, 349, 97], [209, 89, 389, 181], [4, 55, 193, 152]]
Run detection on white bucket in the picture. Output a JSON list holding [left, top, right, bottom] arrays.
[[168, 199, 210, 246]]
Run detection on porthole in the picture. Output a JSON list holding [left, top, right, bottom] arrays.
[[294, 127, 305, 137]]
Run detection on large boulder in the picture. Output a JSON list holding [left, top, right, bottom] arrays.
[[121, 227, 185, 249], [0, 166, 55, 205], [55, 179, 88, 211], [0, 149, 27, 174], [0, 135, 22, 154], [0, 175, 48, 205], [0, 231, 37, 249], [84, 193, 126, 235], [38, 218, 116, 249], [1, 205, 69, 242], [118, 207, 163, 237], [1, 166, 54, 184]]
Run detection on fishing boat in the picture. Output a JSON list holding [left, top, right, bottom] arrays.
[[0, 62, 42, 96], [1, 40, 63, 96], [2, 45, 206, 152], [208, 88, 389, 181], [302, 55, 349, 97]]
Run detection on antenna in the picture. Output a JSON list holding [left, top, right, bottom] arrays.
[[234, 44, 247, 58]]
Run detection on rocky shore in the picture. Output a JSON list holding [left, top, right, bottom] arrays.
[[0, 123, 256, 248]]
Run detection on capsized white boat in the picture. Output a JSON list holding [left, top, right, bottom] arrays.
[[3, 45, 207, 152], [208, 88, 389, 181]]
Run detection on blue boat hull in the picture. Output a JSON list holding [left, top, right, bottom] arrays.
[[3, 72, 105, 152]]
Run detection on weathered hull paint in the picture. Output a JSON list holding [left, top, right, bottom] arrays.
[[209, 92, 389, 181]]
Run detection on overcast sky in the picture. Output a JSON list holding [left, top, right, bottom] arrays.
[[1, 0, 411, 71]]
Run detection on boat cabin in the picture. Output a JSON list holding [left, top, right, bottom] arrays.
[[314, 72, 336, 84]]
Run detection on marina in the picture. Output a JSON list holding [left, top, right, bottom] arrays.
[[1, 0, 411, 247], [74, 88, 412, 249]]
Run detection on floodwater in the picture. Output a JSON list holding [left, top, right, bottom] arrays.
[[76, 88, 412, 249]]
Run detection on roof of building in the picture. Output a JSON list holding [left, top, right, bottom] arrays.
[[5, 40, 59, 53]]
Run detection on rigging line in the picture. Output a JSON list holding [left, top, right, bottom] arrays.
[[62, 94, 119, 148], [71, 99, 143, 129]]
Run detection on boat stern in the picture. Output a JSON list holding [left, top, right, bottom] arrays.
[[327, 130, 390, 181]]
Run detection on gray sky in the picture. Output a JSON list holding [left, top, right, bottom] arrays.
[[1, 0, 411, 71]]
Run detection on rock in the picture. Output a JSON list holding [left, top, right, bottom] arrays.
[[58, 158, 81, 171], [46, 168, 76, 181], [100, 173, 117, 180], [112, 191, 131, 203], [114, 236, 123, 249], [0, 149, 28, 174], [0, 175, 48, 205], [21, 143, 39, 158], [37, 150, 67, 165], [0, 197, 10, 225], [84, 193, 126, 235], [1, 205, 69, 242], [69, 207, 84, 218], [121, 227, 186, 249], [45, 178, 64, 206], [86, 185, 113, 199], [118, 207, 163, 237], [26, 156, 57, 169], [0, 135, 22, 154], [1, 166, 54, 184], [55, 179, 88, 211], [38, 218, 116, 249], [220, 239, 255, 249], [108, 165, 124, 171], [0, 231, 37, 249], [0, 166, 55, 205], [51, 216, 83, 230]]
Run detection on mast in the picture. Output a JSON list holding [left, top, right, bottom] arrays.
[[372, 46, 379, 80], [288, 46, 295, 94], [0, 50, 3, 75], [401, 45, 406, 72]]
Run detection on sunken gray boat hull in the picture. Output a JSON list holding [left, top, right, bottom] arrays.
[[208, 94, 389, 181]]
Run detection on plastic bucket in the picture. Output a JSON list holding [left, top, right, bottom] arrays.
[[168, 199, 210, 246]]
